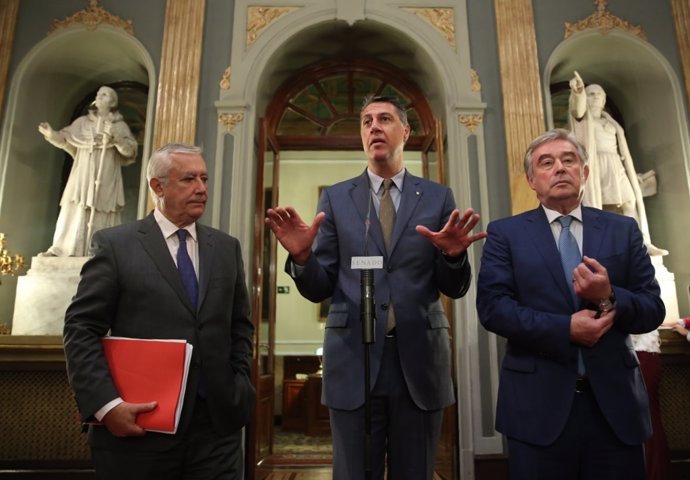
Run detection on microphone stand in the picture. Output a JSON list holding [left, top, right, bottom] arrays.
[[360, 267, 375, 480]]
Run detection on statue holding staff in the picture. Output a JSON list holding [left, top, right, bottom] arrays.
[[38, 86, 137, 257]]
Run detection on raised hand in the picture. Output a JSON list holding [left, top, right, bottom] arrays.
[[415, 208, 487, 257], [265, 206, 325, 265]]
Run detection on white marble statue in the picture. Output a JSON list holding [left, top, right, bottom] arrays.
[[38, 86, 137, 257], [568, 71, 667, 256]]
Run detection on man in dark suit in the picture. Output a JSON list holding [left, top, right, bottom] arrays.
[[476, 129, 665, 480], [63, 143, 255, 479], [265, 95, 486, 480]]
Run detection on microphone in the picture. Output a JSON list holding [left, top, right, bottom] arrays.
[[361, 268, 375, 344], [360, 196, 375, 344]]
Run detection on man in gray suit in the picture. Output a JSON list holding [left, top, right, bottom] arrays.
[[265, 96, 486, 479], [64, 143, 255, 479]]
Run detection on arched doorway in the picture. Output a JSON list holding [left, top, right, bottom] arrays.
[[247, 57, 455, 478]]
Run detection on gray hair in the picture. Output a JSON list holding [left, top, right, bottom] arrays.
[[361, 95, 408, 126], [146, 143, 203, 204], [523, 128, 588, 180]]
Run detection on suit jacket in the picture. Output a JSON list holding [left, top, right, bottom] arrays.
[[476, 206, 665, 446], [64, 213, 255, 451], [290, 170, 472, 411]]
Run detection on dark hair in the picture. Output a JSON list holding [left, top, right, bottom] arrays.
[[360, 95, 408, 125]]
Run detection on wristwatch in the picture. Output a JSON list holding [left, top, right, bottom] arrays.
[[598, 289, 616, 313]]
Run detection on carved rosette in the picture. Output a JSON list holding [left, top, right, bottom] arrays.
[[47, 0, 133, 35], [246, 6, 299, 49], [402, 7, 455, 49], [218, 113, 245, 132], [564, 0, 646, 40], [458, 114, 483, 134], [220, 67, 232, 90]]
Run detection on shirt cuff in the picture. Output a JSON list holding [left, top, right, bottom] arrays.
[[288, 258, 305, 278], [94, 397, 123, 422]]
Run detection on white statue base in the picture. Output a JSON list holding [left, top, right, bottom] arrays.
[[11, 256, 88, 335], [651, 255, 679, 323]]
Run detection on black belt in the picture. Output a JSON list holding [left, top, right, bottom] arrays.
[[575, 377, 591, 393]]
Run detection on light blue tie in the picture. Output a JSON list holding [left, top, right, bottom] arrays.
[[557, 216, 585, 374], [176, 229, 198, 309], [557, 216, 581, 303]]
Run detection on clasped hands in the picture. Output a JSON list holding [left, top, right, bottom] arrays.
[[264, 206, 487, 265], [570, 255, 616, 347]]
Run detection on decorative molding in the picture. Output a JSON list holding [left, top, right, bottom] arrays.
[[246, 6, 299, 49], [494, 0, 543, 214], [219, 113, 244, 132], [671, 0, 690, 116], [403, 7, 455, 49], [457, 114, 483, 134], [564, 0, 646, 41], [220, 66, 232, 90], [47, 0, 134, 35], [152, 0, 205, 149], [470, 68, 481, 93], [0, 0, 19, 119]]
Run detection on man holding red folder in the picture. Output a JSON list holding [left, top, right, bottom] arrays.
[[64, 143, 255, 479]]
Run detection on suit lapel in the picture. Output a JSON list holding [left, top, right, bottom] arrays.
[[390, 172, 422, 255], [581, 207, 605, 259], [197, 224, 214, 313], [525, 208, 577, 308], [137, 214, 197, 314]]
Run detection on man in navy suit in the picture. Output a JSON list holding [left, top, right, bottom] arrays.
[[64, 144, 255, 479], [476, 129, 665, 480], [265, 96, 486, 479]]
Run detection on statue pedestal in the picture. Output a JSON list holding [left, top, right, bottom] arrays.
[[11, 256, 88, 335], [652, 255, 679, 322]]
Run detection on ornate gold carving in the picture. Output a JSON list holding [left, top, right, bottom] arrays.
[[470, 68, 481, 93], [564, 0, 646, 40], [220, 66, 232, 90], [219, 113, 244, 132], [0, 233, 25, 285], [47, 0, 134, 35], [246, 6, 299, 49], [403, 7, 455, 49], [457, 114, 483, 134]]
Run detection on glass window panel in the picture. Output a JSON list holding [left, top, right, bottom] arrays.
[[352, 74, 382, 103], [320, 76, 349, 114], [406, 109, 422, 136], [291, 83, 332, 122], [328, 118, 360, 136], [278, 107, 323, 136]]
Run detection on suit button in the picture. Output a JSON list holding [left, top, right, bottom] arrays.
[[386, 266, 392, 272], [381, 303, 388, 310]]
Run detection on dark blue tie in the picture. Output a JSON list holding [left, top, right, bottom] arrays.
[[557, 215, 585, 374], [176, 229, 198, 309]]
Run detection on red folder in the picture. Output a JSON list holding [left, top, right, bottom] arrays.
[[102, 337, 193, 434]]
